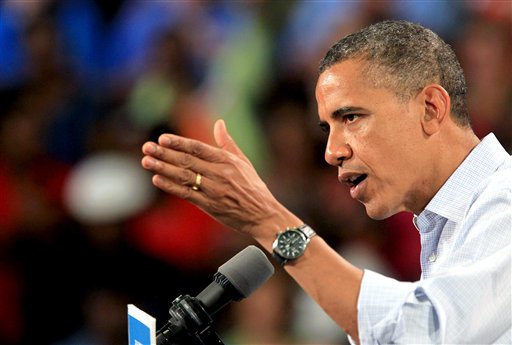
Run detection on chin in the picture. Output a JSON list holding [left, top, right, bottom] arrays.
[[363, 202, 399, 220]]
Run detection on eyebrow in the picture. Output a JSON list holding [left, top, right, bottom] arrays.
[[331, 106, 367, 119]]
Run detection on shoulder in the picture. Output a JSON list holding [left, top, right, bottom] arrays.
[[469, 154, 511, 208], [457, 156, 511, 255]]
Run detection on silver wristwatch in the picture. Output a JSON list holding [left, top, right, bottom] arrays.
[[272, 224, 316, 266]]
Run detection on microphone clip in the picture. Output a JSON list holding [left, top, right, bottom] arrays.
[[156, 295, 225, 345]]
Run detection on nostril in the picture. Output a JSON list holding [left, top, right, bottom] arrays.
[[325, 140, 352, 166], [325, 151, 343, 167]]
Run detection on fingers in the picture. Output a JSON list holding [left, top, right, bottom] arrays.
[[141, 127, 248, 194], [141, 149, 211, 201], [141, 139, 220, 197], [141, 150, 193, 183], [142, 138, 211, 173], [143, 121, 249, 173], [158, 133, 225, 164], [141, 130, 295, 236], [151, 173, 209, 202]]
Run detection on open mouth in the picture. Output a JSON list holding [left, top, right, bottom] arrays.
[[349, 174, 368, 187]]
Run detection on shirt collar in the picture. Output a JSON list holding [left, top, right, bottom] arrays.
[[416, 133, 509, 231]]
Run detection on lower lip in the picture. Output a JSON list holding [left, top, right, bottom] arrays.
[[350, 178, 368, 200]]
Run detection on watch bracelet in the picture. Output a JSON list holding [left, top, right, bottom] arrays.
[[272, 224, 316, 266]]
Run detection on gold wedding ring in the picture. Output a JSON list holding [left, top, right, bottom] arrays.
[[192, 172, 202, 191]]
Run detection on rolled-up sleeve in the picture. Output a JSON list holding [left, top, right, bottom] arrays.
[[355, 247, 511, 344]]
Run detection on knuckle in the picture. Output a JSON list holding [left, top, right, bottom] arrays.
[[190, 142, 203, 156], [224, 154, 242, 168], [223, 166, 237, 180], [150, 159, 163, 173], [154, 145, 166, 159], [218, 151, 232, 164], [178, 169, 193, 185], [179, 153, 193, 167]]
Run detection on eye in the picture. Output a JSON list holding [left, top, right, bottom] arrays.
[[343, 114, 360, 123], [318, 122, 330, 134]]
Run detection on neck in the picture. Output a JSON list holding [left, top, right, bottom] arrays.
[[411, 126, 480, 215]]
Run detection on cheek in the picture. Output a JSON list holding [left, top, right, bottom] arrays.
[[360, 137, 414, 200], [356, 131, 395, 174], [365, 124, 419, 172]]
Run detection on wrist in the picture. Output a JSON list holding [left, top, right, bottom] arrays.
[[251, 208, 304, 252], [272, 224, 317, 266]]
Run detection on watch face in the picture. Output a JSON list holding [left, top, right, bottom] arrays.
[[275, 230, 307, 259]]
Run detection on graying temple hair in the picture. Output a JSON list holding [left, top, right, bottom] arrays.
[[319, 20, 469, 126]]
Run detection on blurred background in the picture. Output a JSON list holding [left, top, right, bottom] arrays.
[[0, 1, 510, 344]]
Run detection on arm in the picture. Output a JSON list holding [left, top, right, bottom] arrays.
[[141, 119, 363, 342]]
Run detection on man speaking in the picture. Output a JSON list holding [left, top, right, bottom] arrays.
[[141, 20, 511, 344]]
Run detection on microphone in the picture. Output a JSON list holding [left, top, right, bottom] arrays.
[[156, 245, 275, 345]]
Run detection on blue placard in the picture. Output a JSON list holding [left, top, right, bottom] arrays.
[[128, 304, 156, 345]]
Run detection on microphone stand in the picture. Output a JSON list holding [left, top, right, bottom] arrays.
[[156, 295, 225, 345]]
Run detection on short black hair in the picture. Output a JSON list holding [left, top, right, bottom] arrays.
[[319, 20, 469, 126]]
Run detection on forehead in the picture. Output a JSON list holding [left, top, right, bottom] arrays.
[[316, 60, 381, 112], [316, 60, 370, 96]]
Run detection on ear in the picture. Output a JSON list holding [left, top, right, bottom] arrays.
[[420, 84, 451, 136]]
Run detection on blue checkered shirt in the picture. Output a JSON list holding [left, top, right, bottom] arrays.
[[356, 133, 511, 344]]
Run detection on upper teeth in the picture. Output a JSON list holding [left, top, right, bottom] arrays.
[[349, 175, 360, 182]]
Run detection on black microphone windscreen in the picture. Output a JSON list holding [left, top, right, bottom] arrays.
[[217, 245, 274, 298]]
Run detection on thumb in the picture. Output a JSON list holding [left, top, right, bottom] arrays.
[[214, 119, 251, 164]]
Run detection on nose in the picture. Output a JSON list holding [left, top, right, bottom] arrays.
[[324, 134, 352, 167]]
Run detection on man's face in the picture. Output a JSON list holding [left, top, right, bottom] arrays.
[[316, 59, 433, 219]]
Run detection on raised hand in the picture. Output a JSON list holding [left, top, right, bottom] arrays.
[[141, 119, 301, 242]]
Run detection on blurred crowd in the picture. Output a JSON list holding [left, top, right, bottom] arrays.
[[0, 1, 510, 344]]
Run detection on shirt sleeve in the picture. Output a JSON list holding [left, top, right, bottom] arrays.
[[356, 246, 511, 344]]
